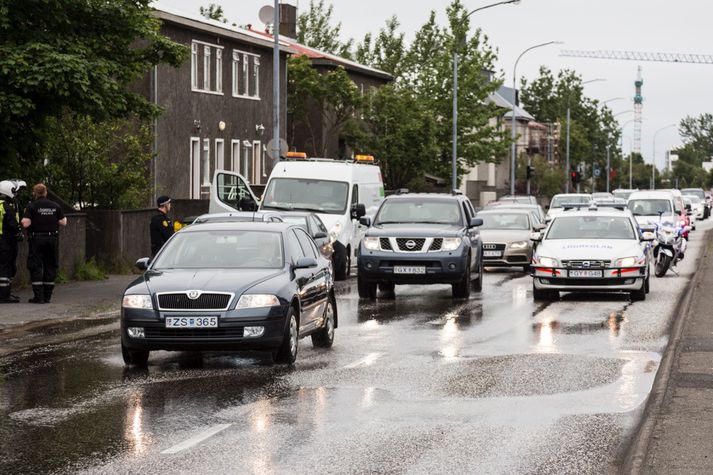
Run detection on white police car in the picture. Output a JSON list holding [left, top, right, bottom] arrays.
[[530, 204, 653, 301]]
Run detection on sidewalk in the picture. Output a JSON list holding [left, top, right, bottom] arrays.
[[627, 230, 713, 473], [0, 275, 135, 354]]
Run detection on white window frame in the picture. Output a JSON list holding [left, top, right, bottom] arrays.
[[231, 49, 261, 101], [190, 137, 200, 199], [215, 49, 223, 93], [201, 138, 211, 187], [252, 141, 262, 184], [260, 143, 267, 179], [231, 139, 240, 173], [215, 139, 225, 175], [242, 142, 252, 184], [191, 40, 224, 95]]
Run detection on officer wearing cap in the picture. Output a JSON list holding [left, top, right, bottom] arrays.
[[150, 195, 174, 257], [21, 183, 67, 304], [0, 180, 23, 303]]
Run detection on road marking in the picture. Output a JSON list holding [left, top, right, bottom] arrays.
[[161, 423, 232, 454], [342, 352, 383, 369]]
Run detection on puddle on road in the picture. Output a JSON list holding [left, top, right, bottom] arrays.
[[531, 308, 628, 343]]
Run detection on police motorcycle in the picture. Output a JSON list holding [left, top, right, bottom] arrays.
[[644, 214, 687, 277]]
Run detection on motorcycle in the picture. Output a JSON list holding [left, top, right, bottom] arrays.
[[651, 220, 687, 277]]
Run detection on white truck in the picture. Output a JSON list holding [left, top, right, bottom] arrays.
[[211, 156, 385, 280]]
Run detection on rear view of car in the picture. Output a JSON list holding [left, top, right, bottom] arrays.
[[475, 210, 544, 271]]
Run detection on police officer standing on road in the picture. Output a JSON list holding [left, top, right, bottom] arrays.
[[0, 180, 22, 303], [21, 184, 67, 304], [150, 195, 174, 257]]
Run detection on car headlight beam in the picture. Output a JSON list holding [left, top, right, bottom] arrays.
[[237, 294, 280, 309], [442, 237, 462, 251], [122, 294, 154, 309], [615, 256, 641, 267], [510, 241, 529, 249], [537, 256, 558, 267], [363, 236, 380, 251]]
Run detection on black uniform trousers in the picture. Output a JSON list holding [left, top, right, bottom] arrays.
[[28, 235, 59, 287], [0, 237, 18, 299]]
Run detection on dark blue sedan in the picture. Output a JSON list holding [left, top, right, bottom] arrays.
[[120, 221, 336, 366]]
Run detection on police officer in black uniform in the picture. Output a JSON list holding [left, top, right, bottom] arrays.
[[22, 183, 67, 304], [0, 180, 22, 303], [150, 195, 174, 257]]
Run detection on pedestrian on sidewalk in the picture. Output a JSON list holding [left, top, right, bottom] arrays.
[[150, 195, 174, 257], [21, 184, 67, 304], [0, 180, 22, 304]]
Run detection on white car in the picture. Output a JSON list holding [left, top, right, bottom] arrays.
[[684, 195, 705, 220], [545, 193, 592, 222], [683, 197, 698, 230], [531, 206, 653, 301]]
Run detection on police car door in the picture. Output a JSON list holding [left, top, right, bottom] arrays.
[[210, 171, 260, 213]]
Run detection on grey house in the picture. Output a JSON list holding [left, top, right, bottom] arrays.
[[139, 7, 293, 201]]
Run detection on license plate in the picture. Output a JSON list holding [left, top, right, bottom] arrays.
[[483, 250, 503, 257], [394, 266, 426, 274], [568, 270, 603, 278], [165, 316, 219, 328]]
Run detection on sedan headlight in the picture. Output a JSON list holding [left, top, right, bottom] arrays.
[[442, 237, 462, 251], [122, 294, 153, 309], [537, 256, 558, 267], [510, 241, 529, 249], [363, 236, 380, 251], [614, 256, 638, 267], [237, 294, 280, 309]]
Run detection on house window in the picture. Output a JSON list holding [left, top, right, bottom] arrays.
[[253, 141, 262, 184], [201, 138, 210, 187], [191, 40, 223, 94], [232, 49, 261, 99], [190, 137, 200, 199], [215, 139, 225, 174], [203, 46, 211, 91], [242, 142, 253, 183], [231, 139, 240, 173]]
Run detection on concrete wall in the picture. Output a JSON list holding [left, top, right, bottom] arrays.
[[15, 213, 87, 285]]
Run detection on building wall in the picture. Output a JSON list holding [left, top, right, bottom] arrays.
[[139, 21, 288, 202]]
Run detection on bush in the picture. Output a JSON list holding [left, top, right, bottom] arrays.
[[74, 258, 108, 281]]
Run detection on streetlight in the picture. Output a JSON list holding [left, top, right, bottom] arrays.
[[601, 97, 624, 106], [565, 78, 605, 192], [652, 124, 677, 190], [510, 40, 562, 196], [452, 0, 521, 194], [612, 109, 634, 117]]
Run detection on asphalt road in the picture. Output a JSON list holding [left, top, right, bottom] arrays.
[[1, 221, 710, 475]]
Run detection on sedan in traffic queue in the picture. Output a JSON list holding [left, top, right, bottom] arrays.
[[278, 211, 334, 261], [531, 207, 653, 302], [121, 221, 337, 366], [475, 209, 545, 272], [356, 193, 483, 299]]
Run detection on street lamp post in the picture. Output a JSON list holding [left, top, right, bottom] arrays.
[[452, 0, 521, 194], [510, 41, 561, 196], [565, 78, 604, 193], [271, 0, 281, 167], [652, 124, 677, 190]]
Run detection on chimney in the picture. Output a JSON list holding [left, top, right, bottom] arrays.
[[279, 3, 297, 39]]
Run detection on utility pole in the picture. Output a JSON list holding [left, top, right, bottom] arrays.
[[271, 0, 281, 167]]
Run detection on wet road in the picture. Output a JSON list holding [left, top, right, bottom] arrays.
[[1, 223, 709, 474]]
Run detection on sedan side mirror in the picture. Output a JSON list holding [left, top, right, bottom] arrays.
[[313, 232, 328, 240], [359, 216, 372, 227], [469, 218, 483, 228], [294, 257, 319, 269], [351, 203, 367, 220], [533, 223, 547, 231], [529, 232, 543, 242], [135, 257, 151, 271]]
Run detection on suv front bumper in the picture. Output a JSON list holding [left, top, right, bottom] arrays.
[[358, 247, 471, 285]]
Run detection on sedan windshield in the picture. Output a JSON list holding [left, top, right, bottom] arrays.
[[477, 213, 530, 230], [550, 195, 590, 208], [682, 189, 705, 200], [547, 216, 636, 240], [153, 231, 284, 269], [628, 199, 672, 216], [262, 178, 349, 214], [376, 200, 462, 225]]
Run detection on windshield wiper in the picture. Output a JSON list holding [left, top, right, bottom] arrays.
[[261, 205, 294, 211]]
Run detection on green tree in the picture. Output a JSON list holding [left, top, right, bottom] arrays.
[[200, 4, 228, 23], [0, 0, 188, 172], [296, 0, 353, 58]]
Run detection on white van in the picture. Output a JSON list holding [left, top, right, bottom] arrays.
[[211, 156, 385, 280]]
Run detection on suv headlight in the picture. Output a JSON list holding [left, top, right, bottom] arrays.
[[442, 237, 462, 251], [237, 294, 280, 309], [510, 241, 529, 249], [122, 294, 153, 309], [537, 256, 558, 267], [363, 236, 380, 251]]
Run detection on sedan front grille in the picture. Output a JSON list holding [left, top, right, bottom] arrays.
[[158, 293, 232, 310], [144, 328, 244, 340], [563, 260, 611, 269]]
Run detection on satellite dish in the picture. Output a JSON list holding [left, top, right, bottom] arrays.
[[266, 138, 289, 160], [258, 5, 275, 25]]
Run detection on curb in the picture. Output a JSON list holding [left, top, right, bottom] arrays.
[[622, 228, 712, 474]]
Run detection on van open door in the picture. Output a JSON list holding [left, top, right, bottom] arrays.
[[210, 171, 260, 214]]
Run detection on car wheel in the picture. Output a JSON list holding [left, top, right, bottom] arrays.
[[532, 283, 557, 302], [312, 296, 336, 348], [645, 272, 650, 294], [472, 257, 483, 292], [357, 275, 377, 299], [452, 263, 471, 298], [121, 342, 149, 367], [274, 308, 299, 364], [333, 244, 349, 281], [630, 281, 646, 301]]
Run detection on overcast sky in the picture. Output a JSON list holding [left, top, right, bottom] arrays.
[[156, 0, 713, 169]]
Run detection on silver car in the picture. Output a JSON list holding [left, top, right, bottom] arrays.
[[531, 207, 653, 301], [476, 210, 545, 271]]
